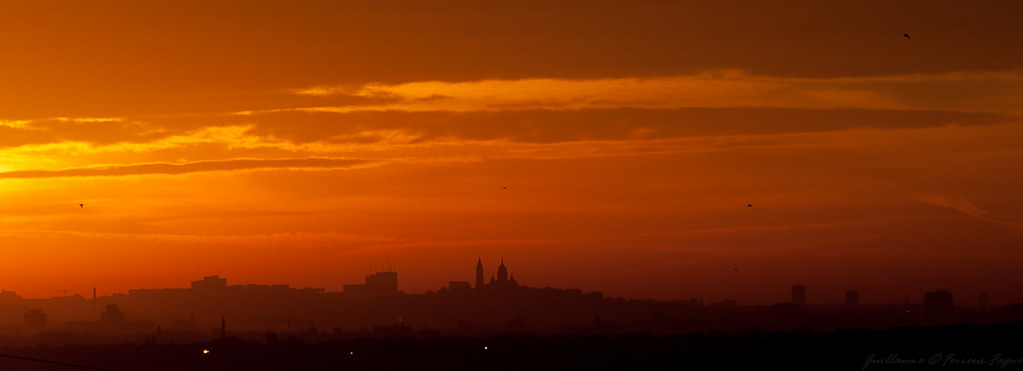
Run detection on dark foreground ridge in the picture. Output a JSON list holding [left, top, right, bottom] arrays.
[[1, 322, 1022, 371]]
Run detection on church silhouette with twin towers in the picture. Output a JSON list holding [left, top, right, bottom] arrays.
[[476, 258, 519, 288]]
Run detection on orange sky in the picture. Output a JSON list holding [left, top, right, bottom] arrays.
[[0, 0, 1021, 305]]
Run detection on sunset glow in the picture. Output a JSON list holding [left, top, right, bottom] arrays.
[[0, 0, 1020, 308]]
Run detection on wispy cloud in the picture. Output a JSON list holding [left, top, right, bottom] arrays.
[[285, 71, 1023, 114], [0, 157, 371, 179], [916, 194, 1023, 231]]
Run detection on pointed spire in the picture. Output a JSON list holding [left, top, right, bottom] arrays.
[[475, 257, 485, 289]]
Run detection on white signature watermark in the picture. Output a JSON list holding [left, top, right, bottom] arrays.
[[864, 353, 1023, 369]]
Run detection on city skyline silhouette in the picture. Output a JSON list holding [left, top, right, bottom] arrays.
[[0, 256, 1011, 307], [0, 257, 1020, 370], [0, 0, 1021, 369], [0, 257, 1016, 339]]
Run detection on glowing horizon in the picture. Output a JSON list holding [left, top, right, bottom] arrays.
[[0, 0, 1021, 306]]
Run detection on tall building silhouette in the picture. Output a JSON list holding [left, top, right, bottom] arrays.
[[845, 290, 859, 306], [791, 284, 806, 305], [365, 271, 398, 294], [344, 268, 398, 297], [497, 258, 508, 284], [475, 258, 484, 289]]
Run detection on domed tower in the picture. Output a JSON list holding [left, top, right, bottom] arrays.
[[475, 258, 484, 289], [497, 258, 508, 284]]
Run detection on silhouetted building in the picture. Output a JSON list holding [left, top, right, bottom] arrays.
[[846, 290, 859, 306], [923, 289, 954, 316], [482, 258, 519, 287], [791, 284, 806, 305], [342, 283, 365, 295], [24, 308, 47, 333], [366, 271, 397, 294], [449, 281, 472, 291], [475, 258, 484, 289], [101, 304, 125, 323], [978, 292, 989, 312], [191, 275, 228, 290], [344, 270, 398, 297], [62, 304, 155, 334], [497, 258, 508, 284]]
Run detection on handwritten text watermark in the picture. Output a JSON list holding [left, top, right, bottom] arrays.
[[864, 353, 1023, 369]]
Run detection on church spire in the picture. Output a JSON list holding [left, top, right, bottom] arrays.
[[475, 257, 484, 289]]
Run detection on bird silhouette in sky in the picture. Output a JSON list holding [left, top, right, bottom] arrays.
[[747, 203, 752, 208], [903, 33, 911, 40], [502, 186, 507, 190], [79, 204, 84, 208]]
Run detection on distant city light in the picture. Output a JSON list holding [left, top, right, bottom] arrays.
[[349, 351, 354, 355], [203, 349, 210, 354]]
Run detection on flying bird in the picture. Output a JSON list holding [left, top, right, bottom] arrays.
[[903, 33, 911, 40], [747, 203, 752, 208], [79, 204, 84, 208], [502, 186, 507, 190]]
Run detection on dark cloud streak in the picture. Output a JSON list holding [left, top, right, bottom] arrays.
[[0, 1, 1019, 117], [244, 107, 1015, 144]]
